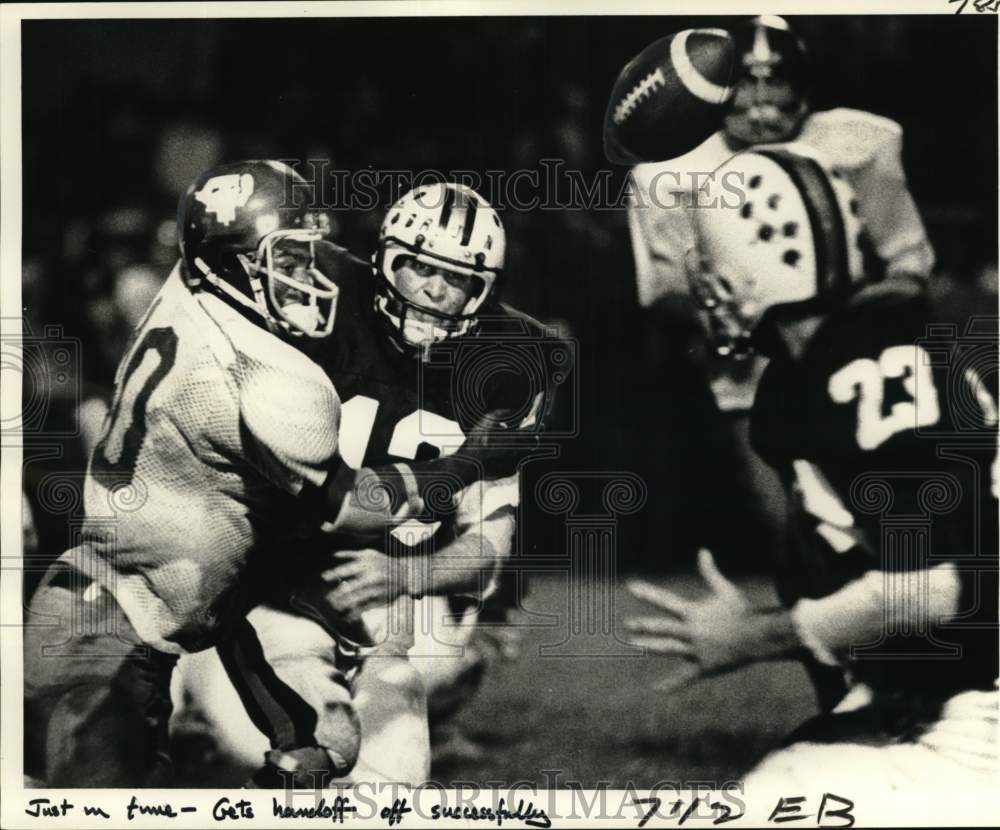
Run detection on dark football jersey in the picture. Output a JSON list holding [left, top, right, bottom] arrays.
[[314, 241, 557, 548], [751, 276, 998, 697]]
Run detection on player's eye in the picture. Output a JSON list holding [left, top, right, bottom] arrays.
[[274, 250, 312, 278], [442, 271, 472, 291]]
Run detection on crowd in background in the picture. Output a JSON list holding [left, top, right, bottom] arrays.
[[20, 16, 998, 577]]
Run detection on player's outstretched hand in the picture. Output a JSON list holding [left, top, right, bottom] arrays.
[[625, 549, 758, 693]]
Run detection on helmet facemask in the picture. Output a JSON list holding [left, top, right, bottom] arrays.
[[724, 76, 808, 146], [725, 16, 809, 146], [374, 241, 496, 348], [238, 230, 339, 338]]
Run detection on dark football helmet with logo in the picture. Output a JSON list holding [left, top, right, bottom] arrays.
[[177, 160, 338, 338]]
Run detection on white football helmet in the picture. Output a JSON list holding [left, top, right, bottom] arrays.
[[373, 182, 505, 346], [687, 144, 866, 357]]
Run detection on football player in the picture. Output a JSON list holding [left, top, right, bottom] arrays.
[[626, 146, 998, 795], [628, 15, 935, 409], [23, 163, 524, 787], [171, 182, 558, 784]]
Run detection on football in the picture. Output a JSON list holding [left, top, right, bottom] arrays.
[[604, 28, 737, 165]]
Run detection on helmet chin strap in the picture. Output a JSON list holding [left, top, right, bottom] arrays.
[[195, 255, 282, 336], [236, 254, 284, 336], [375, 295, 456, 344], [372, 248, 480, 349], [401, 316, 448, 346]]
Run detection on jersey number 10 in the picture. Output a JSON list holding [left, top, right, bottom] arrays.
[[93, 326, 178, 482]]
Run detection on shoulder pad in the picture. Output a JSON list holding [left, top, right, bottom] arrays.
[[801, 108, 902, 170], [474, 302, 553, 339], [238, 356, 340, 493]]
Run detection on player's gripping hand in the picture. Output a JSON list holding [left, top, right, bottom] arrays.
[[447, 410, 539, 483], [323, 548, 416, 615], [287, 552, 394, 649], [323, 410, 537, 542]]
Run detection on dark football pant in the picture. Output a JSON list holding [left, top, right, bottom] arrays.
[[208, 599, 428, 783], [212, 606, 362, 784], [24, 562, 177, 787]]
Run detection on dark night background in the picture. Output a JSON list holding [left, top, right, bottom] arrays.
[[20, 15, 999, 576]]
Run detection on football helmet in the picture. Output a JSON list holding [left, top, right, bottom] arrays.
[[724, 15, 810, 146], [687, 144, 866, 358], [178, 160, 338, 338], [373, 183, 505, 347]]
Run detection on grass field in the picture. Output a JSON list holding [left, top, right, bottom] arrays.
[[430, 571, 820, 788], [171, 571, 819, 789]]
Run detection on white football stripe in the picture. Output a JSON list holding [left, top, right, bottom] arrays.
[[671, 28, 734, 105]]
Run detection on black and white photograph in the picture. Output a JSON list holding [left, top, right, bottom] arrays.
[[1, 3, 998, 827]]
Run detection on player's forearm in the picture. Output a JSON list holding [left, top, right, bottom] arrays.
[[790, 563, 961, 666], [884, 239, 935, 280], [323, 464, 415, 538], [733, 606, 805, 665]]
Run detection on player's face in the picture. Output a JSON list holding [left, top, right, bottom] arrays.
[[270, 240, 316, 298], [264, 237, 337, 338], [393, 257, 476, 322], [724, 76, 804, 145]]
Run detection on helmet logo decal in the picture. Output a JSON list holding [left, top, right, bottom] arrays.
[[195, 173, 255, 226], [460, 199, 478, 245], [749, 24, 778, 69], [439, 184, 456, 227]]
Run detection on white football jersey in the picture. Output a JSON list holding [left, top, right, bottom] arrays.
[[73, 263, 340, 653], [628, 108, 936, 410]]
